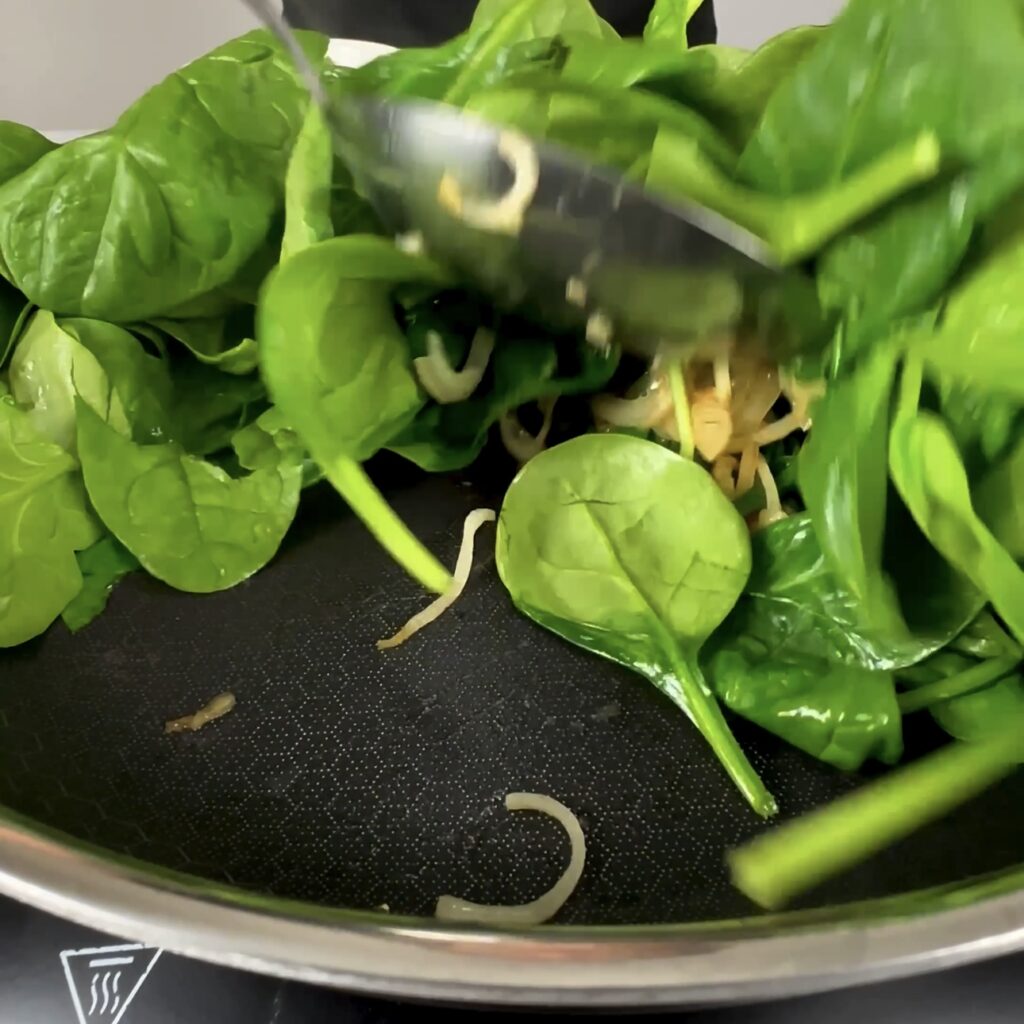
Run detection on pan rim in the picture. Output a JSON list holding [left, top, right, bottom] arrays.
[[0, 807, 1022, 1007]]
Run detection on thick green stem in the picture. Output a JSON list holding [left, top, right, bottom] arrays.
[[667, 362, 695, 460], [327, 457, 452, 594], [898, 655, 1019, 714], [729, 728, 1023, 909], [665, 652, 778, 818]]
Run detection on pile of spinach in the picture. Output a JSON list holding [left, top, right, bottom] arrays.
[[0, 0, 1021, 867]]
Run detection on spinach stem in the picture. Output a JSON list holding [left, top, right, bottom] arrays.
[[669, 652, 778, 818], [898, 655, 1019, 714], [667, 362, 695, 460], [326, 457, 452, 594], [729, 728, 1023, 909]]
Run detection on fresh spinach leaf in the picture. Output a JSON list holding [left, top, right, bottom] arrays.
[[496, 432, 776, 817], [931, 674, 1024, 745], [974, 439, 1024, 559], [0, 121, 56, 185], [282, 105, 335, 262], [643, 0, 703, 48], [149, 310, 259, 377], [61, 535, 139, 633], [171, 361, 267, 457], [889, 362, 1024, 645], [76, 402, 302, 593], [0, 395, 100, 647], [7, 311, 132, 451], [0, 30, 327, 321], [258, 234, 453, 593]]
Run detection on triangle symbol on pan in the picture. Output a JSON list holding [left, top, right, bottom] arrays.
[[60, 943, 162, 1024]]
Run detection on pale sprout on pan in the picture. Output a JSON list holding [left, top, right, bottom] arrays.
[[377, 508, 497, 650], [435, 793, 586, 926]]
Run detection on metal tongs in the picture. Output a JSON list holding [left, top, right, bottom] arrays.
[[244, 0, 817, 359]]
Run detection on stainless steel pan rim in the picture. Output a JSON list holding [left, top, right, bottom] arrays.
[[1, 810, 1023, 1008]]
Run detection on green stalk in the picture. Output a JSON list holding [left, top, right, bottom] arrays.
[[327, 457, 452, 595], [729, 728, 1023, 909], [898, 655, 1020, 714], [667, 362, 695, 460], [665, 653, 778, 818]]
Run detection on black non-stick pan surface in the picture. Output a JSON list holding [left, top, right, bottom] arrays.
[[1, 450, 1023, 927]]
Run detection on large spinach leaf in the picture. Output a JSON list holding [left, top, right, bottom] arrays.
[[643, 0, 703, 48], [496, 432, 776, 817], [76, 402, 302, 593], [0, 395, 99, 647], [703, 515, 906, 772], [258, 235, 453, 593], [0, 31, 327, 321], [282, 105, 335, 261], [0, 277, 30, 368], [0, 121, 56, 186], [974, 439, 1024, 558], [889, 363, 1024, 645]]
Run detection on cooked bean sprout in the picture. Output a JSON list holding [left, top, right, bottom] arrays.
[[165, 692, 236, 734], [414, 328, 494, 404], [377, 508, 496, 650], [435, 792, 586, 927]]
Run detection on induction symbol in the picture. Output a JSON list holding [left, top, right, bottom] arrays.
[[60, 943, 162, 1024]]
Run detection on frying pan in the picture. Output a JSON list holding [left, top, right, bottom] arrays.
[[1, 36, 1023, 1011]]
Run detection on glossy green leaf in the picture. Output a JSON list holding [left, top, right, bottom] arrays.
[[0, 396, 99, 647], [282, 104, 335, 261], [643, 0, 703, 48], [0, 277, 30, 368], [497, 432, 775, 817], [889, 366, 1024, 646], [259, 235, 452, 593], [974, 439, 1024, 558], [0, 121, 56, 185], [61, 535, 139, 633], [76, 402, 302, 594], [149, 310, 259, 376], [0, 30, 327, 320]]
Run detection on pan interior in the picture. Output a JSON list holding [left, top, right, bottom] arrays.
[[2, 457, 1023, 927]]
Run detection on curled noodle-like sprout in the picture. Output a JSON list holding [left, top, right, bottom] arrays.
[[414, 328, 494, 405], [435, 793, 586, 927]]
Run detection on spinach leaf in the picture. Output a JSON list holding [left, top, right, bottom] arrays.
[[76, 402, 302, 593], [258, 235, 453, 593], [797, 345, 902, 633], [232, 406, 321, 488], [8, 311, 132, 451], [740, 0, 1024, 195], [0, 395, 99, 647], [913, 236, 1024, 398], [643, 0, 703, 48], [282, 105, 335, 262], [974, 439, 1024, 558], [496, 432, 776, 817], [646, 127, 939, 263], [0, 121, 56, 185], [931, 674, 1024, 745], [711, 514, 945, 672], [889, 363, 1024, 646], [0, 30, 327, 321], [149, 310, 259, 376], [171, 361, 267, 457], [61, 535, 139, 633]]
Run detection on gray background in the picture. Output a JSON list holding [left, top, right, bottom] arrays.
[[2, 0, 844, 131]]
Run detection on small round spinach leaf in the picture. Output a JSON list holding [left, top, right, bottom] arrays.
[[496, 432, 775, 816]]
